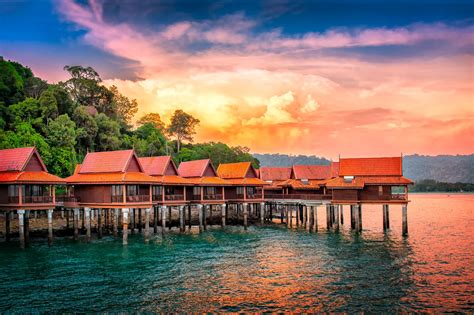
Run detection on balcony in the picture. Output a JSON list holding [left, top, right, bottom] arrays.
[[19, 196, 53, 204], [56, 195, 80, 203], [203, 194, 223, 200], [265, 194, 331, 201], [247, 193, 263, 200], [390, 193, 407, 201], [126, 195, 150, 202], [164, 194, 184, 201], [152, 194, 163, 201]]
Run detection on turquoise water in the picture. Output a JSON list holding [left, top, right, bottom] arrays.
[[0, 194, 473, 312]]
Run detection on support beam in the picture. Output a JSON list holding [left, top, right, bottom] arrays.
[[350, 205, 355, 229], [153, 206, 158, 234], [179, 206, 185, 233], [188, 205, 192, 231], [198, 205, 203, 233], [314, 206, 318, 232], [353, 204, 360, 233], [138, 208, 142, 233], [85, 207, 91, 242], [402, 204, 408, 236], [66, 208, 70, 229], [308, 206, 314, 232], [144, 208, 150, 243], [296, 205, 299, 228], [260, 202, 265, 224], [358, 204, 362, 232], [221, 203, 226, 228], [168, 206, 172, 230], [340, 205, 344, 225], [122, 208, 129, 245], [243, 203, 248, 230], [162, 206, 167, 234], [73, 208, 79, 240], [326, 205, 331, 230], [24, 210, 30, 245], [47, 209, 54, 246], [97, 208, 103, 239], [280, 205, 284, 224], [114, 208, 119, 237], [18, 210, 25, 249], [203, 205, 208, 231], [131, 208, 136, 234], [383, 204, 389, 231], [334, 205, 339, 232]]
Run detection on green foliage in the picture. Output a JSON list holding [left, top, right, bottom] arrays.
[[0, 59, 261, 177], [167, 109, 200, 152], [95, 113, 122, 151], [409, 179, 474, 192], [137, 112, 165, 130]]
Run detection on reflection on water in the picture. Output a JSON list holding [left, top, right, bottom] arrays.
[[0, 194, 472, 312]]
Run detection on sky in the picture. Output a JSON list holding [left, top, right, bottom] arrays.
[[0, 0, 473, 159]]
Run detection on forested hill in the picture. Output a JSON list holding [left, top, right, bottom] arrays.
[[254, 153, 474, 183]]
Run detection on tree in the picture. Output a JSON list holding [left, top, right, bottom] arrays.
[[137, 112, 165, 130], [24, 77, 48, 99], [95, 113, 122, 151], [39, 89, 58, 122], [109, 85, 138, 125], [8, 98, 44, 129], [72, 105, 99, 154], [46, 114, 77, 177], [166, 109, 200, 152], [48, 85, 76, 116], [0, 58, 25, 106]]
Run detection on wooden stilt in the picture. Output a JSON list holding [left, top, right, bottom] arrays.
[[308, 206, 314, 232], [243, 203, 248, 230], [47, 209, 53, 246], [18, 210, 25, 249], [280, 205, 284, 224], [144, 208, 150, 242], [114, 208, 119, 237], [296, 205, 300, 228], [130, 208, 135, 234], [260, 202, 265, 224], [209, 204, 213, 226], [383, 204, 388, 231], [225, 204, 228, 224], [162, 206, 167, 234], [138, 208, 142, 233], [168, 206, 172, 230], [221, 203, 226, 228], [326, 205, 331, 230], [203, 205, 208, 231], [85, 207, 91, 242], [73, 208, 79, 240], [81, 208, 85, 230], [122, 208, 129, 245], [179, 206, 185, 232], [314, 206, 318, 232], [353, 204, 360, 233], [198, 204, 203, 232], [5, 211, 10, 242], [188, 205, 192, 231], [358, 204, 362, 232], [334, 205, 339, 232], [402, 204, 408, 236], [24, 210, 30, 245], [340, 205, 344, 225], [66, 208, 70, 229], [98, 208, 103, 238], [350, 205, 355, 230], [153, 206, 158, 234]]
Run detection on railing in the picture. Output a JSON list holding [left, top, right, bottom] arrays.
[[152, 194, 163, 201], [111, 195, 122, 203], [7, 196, 19, 203], [236, 193, 245, 199], [265, 194, 331, 201], [203, 194, 223, 200], [126, 195, 150, 202], [390, 194, 407, 200], [56, 195, 80, 203], [164, 194, 184, 201], [22, 196, 53, 203], [247, 193, 263, 200]]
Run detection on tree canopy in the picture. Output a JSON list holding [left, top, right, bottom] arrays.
[[0, 57, 260, 177]]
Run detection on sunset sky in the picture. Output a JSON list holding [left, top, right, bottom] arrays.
[[1, 0, 473, 159]]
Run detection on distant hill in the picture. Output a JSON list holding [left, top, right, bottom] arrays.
[[254, 153, 474, 183]]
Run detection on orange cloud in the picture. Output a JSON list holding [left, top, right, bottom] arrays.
[[56, 0, 474, 158]]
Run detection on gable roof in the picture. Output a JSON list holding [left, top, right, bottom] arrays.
[[0, 147, 47, 172], [178, 159, 216, 178], [259, 167, 292, 181], [79, 150, 143, 174], [339, 157, 402, 176], [139, 156, 177, 176], [291, 164, 332, 180], [330, 162, 340, 177], [217, 162, 256, 179]]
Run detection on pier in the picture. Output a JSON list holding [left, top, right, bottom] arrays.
[[0, 147, 412, 247]]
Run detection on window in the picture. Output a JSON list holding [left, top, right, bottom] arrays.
[[152, 186, 163, 196], [165, 187, 175, 195], [193, 187, 201, 195], [378, 185, 383, 196], [112, 185, 123, 196], [205, 187, 216, 195], [301, 178, 309, 185], [127, 185, 139, 196], [236, 187, 244, 195], [246, 187, 255, 196], [8, 185, 19, 197], [24, 185, 45, 197]]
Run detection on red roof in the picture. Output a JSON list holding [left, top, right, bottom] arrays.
[[339, 157, 402, 176], [139, 156, 176, 176], [259, 167, 292, 181], [0, 147, 46, 172], [0, 171, 64, 184], [217, 162, 256, 179], [224, 178, 268, 186], [79, 150, 143, 173], [292, 165, 332, 180], [326, 176, 412, 189], [64, 172, 159, 184], [178, 159, 214, 177], [330, 162, 340, 177]]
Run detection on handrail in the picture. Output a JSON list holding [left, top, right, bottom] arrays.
[[203, 194, 223, 200], [164, 194, 184, 201], [126, 195, 150, 202]]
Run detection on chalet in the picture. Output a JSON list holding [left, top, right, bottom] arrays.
[[217, 162, 267, 202], [139, 156, 190, 206], [259, 166, 291, 197], [0, 147, 64, 247], [326, 157, 412, 204], [64, 150, 157, 208], [177, 159, 227, 204]]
